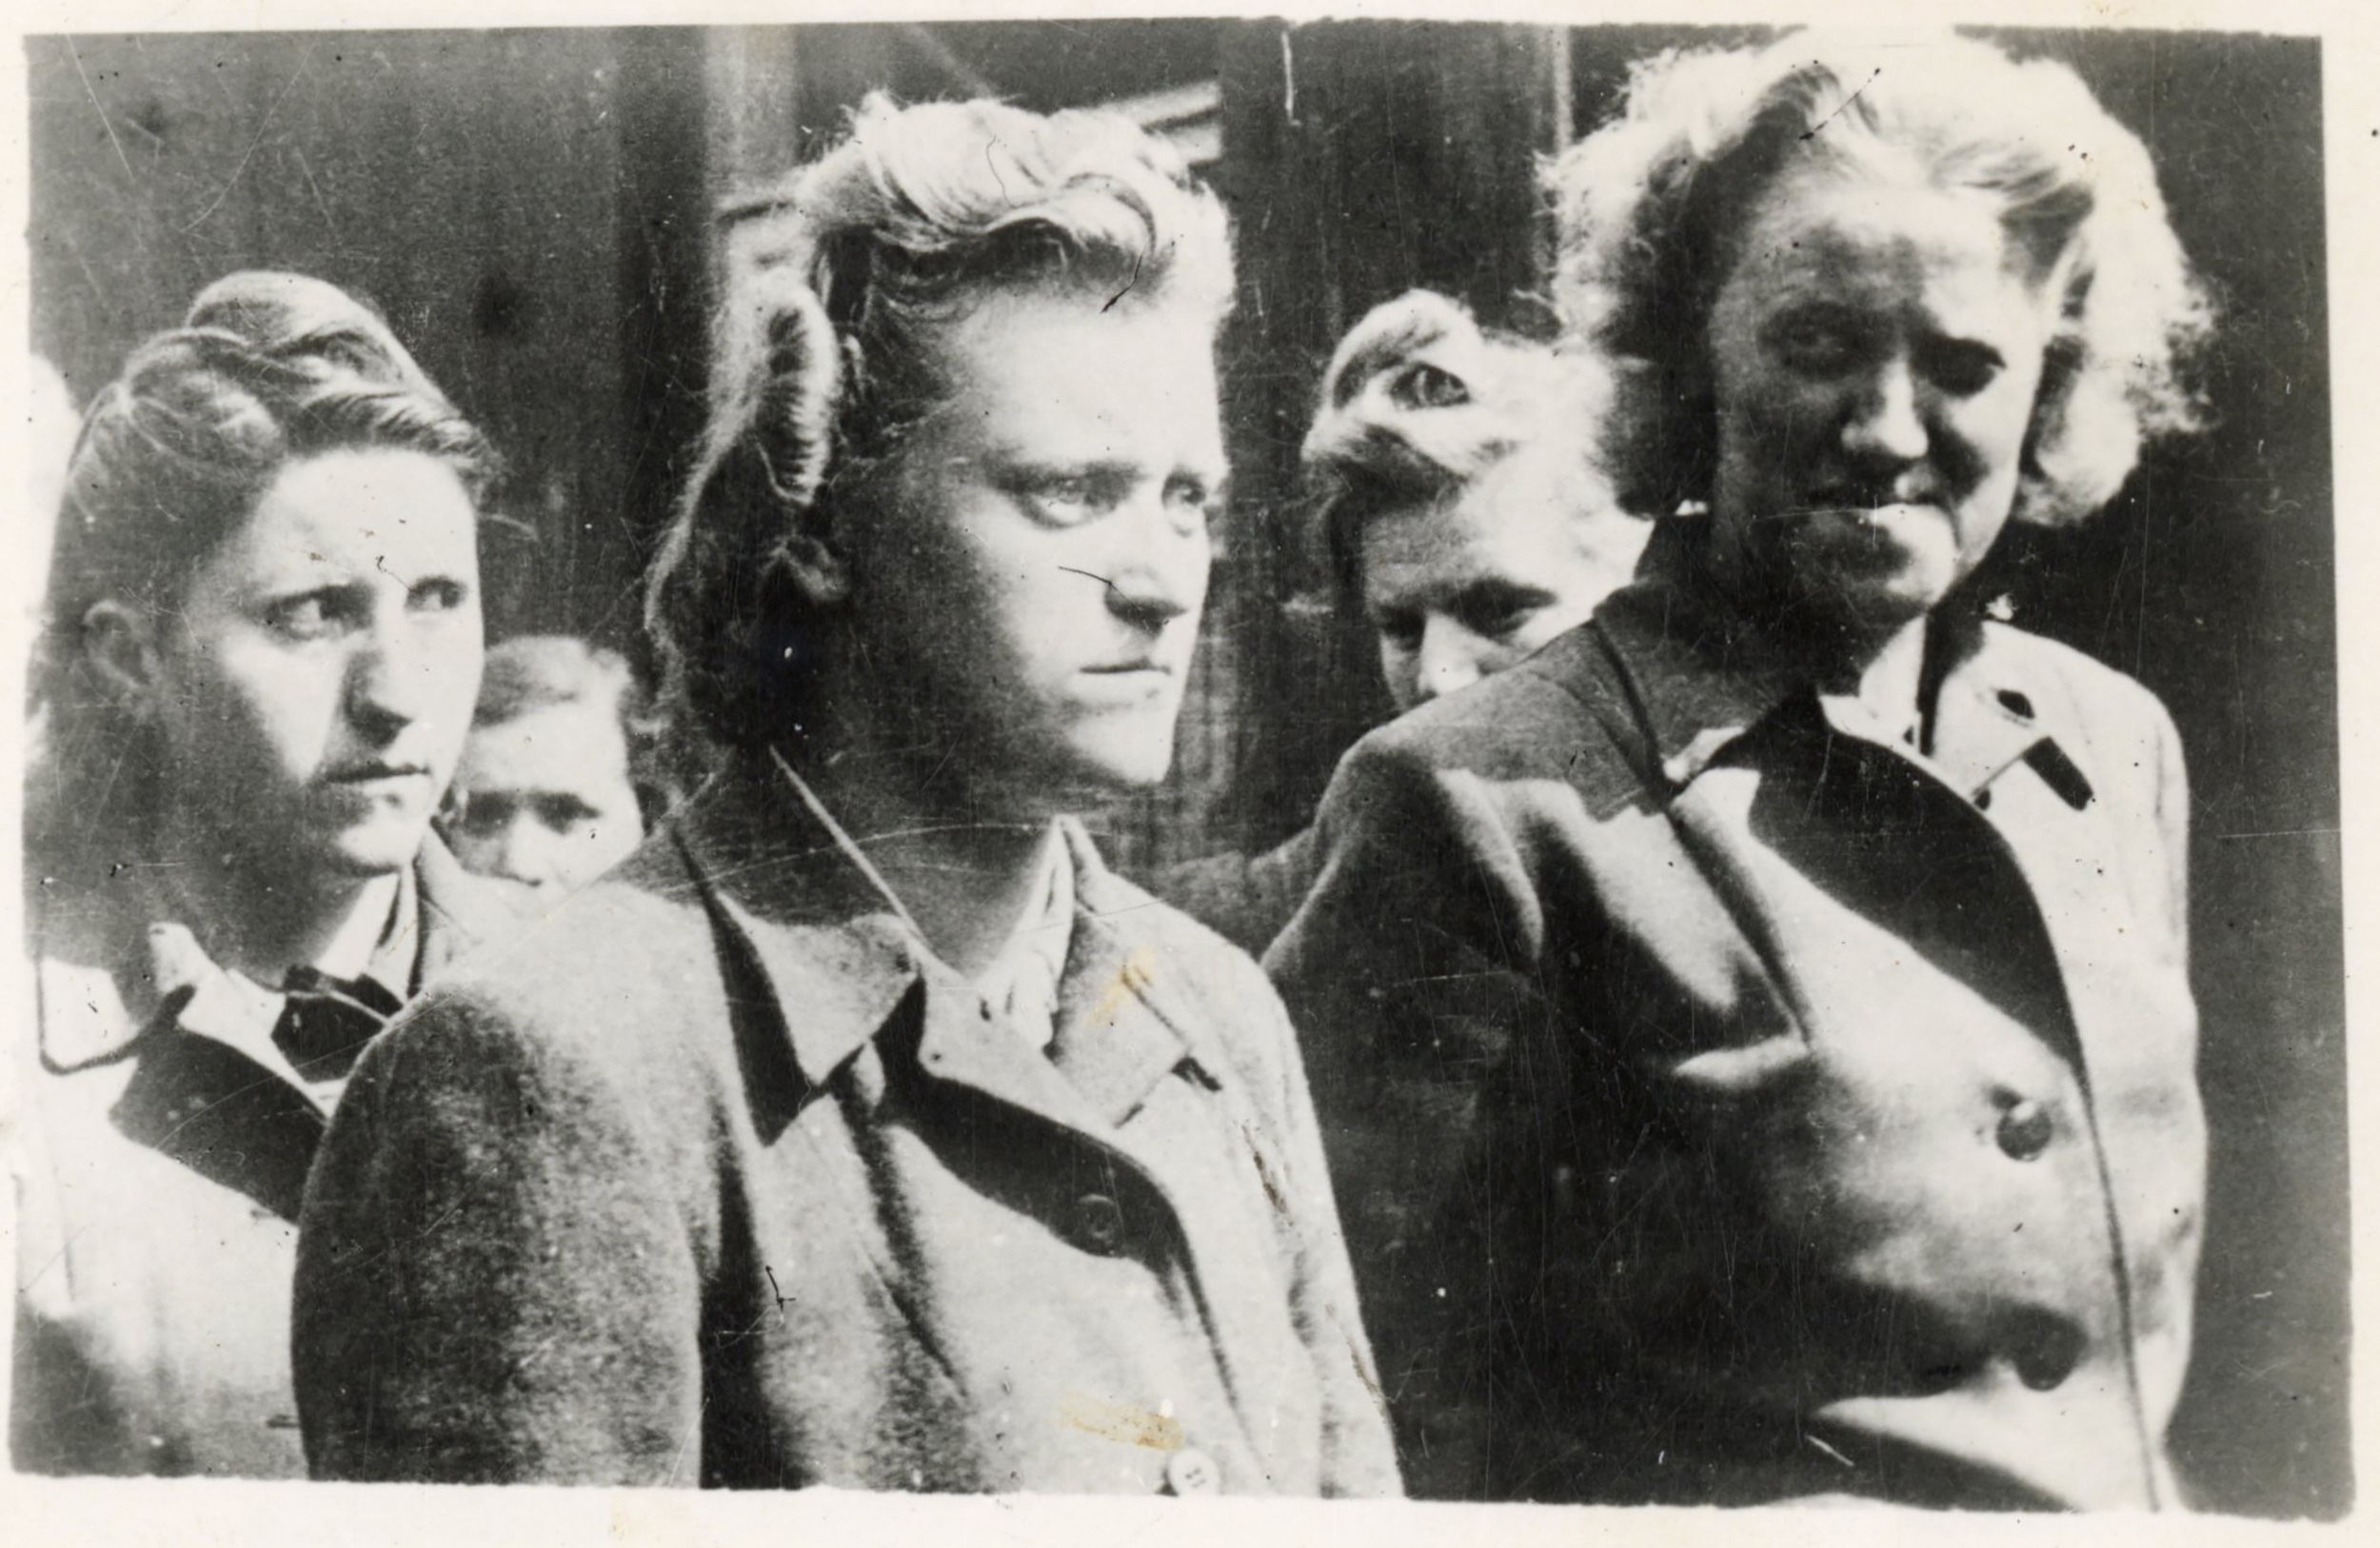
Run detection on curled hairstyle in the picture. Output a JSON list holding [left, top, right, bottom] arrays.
[[30, 270, 497, 848], [1546, 30, 2213, 526], [645, 93, 1235, 756], [1302, 290, 1614, 605]]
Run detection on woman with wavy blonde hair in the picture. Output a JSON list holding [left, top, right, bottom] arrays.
[[294, 95, 1398, 1498], [12, 271, 519, 1477], [1269, 31, 2216, 1508]]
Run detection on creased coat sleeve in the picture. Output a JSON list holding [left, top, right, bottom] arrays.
[[1264, 732, 1564, 1498], [292, 991, 704, 1484]]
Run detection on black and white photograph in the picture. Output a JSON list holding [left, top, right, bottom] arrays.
[[2, 0, 2365, 1539]]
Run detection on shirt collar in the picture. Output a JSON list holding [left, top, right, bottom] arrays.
[[673, 758, 1214, 1131], [1596, 517, 2095, 810]]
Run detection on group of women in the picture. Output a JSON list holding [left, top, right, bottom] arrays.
[[13, 29, 2220, 1513]]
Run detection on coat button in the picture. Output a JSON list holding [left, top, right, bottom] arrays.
[[2012, 1315, 2083, 1392], [1996, 1100, 2054, 1161], [1164, 1447, 1220, 1496], [1075, 1193, 1125, 1254]]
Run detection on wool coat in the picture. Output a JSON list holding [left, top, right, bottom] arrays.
[[292, 761, 1400, 1498], [1264, 520, 2204, 1510], [10, 838, 520, 1478], [1155, 826, 1323, 957]]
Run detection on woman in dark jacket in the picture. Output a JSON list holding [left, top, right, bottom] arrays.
[[292, 95, 1398, 1498], [10, 271, 518, 1476], [1160, 290, 1641, 953], [1269, 30, 2215, 1509]]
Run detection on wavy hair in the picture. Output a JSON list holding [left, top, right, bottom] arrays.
[[645, 93, 1235, 756], [1546, 30, 2213, 526], [1300, 289, 1614, 605], [30, 270, 497, 855]]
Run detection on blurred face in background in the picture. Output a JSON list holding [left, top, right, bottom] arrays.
[[1359, 442, 1642, 714], [841, 288, 1224, 816], [138, 447, 484, 880], [446, 695, 646, 896]]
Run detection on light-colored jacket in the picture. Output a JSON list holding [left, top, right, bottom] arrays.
[[1266, 520, 2202, 1509], [293, 760, 1400, 1498], [10, 838, 519, 1478]]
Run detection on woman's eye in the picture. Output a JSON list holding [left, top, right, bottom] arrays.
[[1925, 341, 2005, 397], [1026, 477, 1100, 525], [1374, 617, 1423, 652], [409, 578, 470, 614], [263, 594, 339, 641], [1771, 313, 1861, 373], [1164, 477, 1220, 531]]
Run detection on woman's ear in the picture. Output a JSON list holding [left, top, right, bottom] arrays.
[[79, 601, 164, 716]]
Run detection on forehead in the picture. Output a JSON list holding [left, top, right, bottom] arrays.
[[459, 700, 634, 789], [213, 447, 479, 572], [1724, 162, 2040, 309], [1358, 472, 1576, 602], [922, 288, 1224, 460]]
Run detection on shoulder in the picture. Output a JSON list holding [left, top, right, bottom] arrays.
[[359, 839, 733, 1130], [1975, 623, 2184, 764], [1359, 625, 1630, 782], [1081, 858, 1302, 1079], [1317, 626, 1644, 865]]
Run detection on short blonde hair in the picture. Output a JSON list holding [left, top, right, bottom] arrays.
[[1546, 30, 2213, 526], [646, 93, 1234, 754]]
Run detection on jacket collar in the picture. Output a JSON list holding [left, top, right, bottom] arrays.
[[1592, 518, 2093, 812], [673, 757, 1216, 1131], [35, 835, 508, 1077]]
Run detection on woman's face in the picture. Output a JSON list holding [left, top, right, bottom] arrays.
[[842, 288, 1223, 814], [1359, 447, 1638, 715], [143, 447, 484, 880], [1703, 162, 2059, 635]]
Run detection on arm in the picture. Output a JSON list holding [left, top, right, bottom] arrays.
[[293, 991, 704, 1484], [1263, 735, 1564, 1498], [1253, 969, 1402, 1498]]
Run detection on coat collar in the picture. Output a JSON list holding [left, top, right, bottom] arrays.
[[1591, 518, 2095, 813], [34, 834, 513, 1077], [672, 757, 1220, 1133]]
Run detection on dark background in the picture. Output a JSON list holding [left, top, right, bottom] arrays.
[[26, 21, 2346, 1518]]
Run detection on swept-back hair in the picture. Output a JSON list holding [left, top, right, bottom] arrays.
[[1546, 30, 2213, 525], [645, 92, 1234, 756], [1300, 289, 1613, 605], [30, 270, 495, 856]]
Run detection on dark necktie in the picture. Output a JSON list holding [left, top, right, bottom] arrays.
[[272, 966, 405, 1081]]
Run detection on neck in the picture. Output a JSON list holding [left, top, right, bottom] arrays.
[[154, 830, 400, 986], [1819, 616, 1930, 739], [789, 744, 1061, 980]]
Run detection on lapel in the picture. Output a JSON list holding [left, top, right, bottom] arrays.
[[109, 1012, 327, 1222], [672, 764, 1146, 1144], [673, 765, 1240, 1183], [1595, 520, 2104, 818], [675, 759, 1286, 1450], [1046, 822, 1222, 1127], [36, 846, 497, 1221], [1593, 521, 2113, 1083]]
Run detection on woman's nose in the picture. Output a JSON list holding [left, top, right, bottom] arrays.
[[1411, 615, 1487, 705], [486, 815, 566, 891], [1839, 356, 1930, 466], [344, 621, 436, 737], [1103, 497, 1211, 634]]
